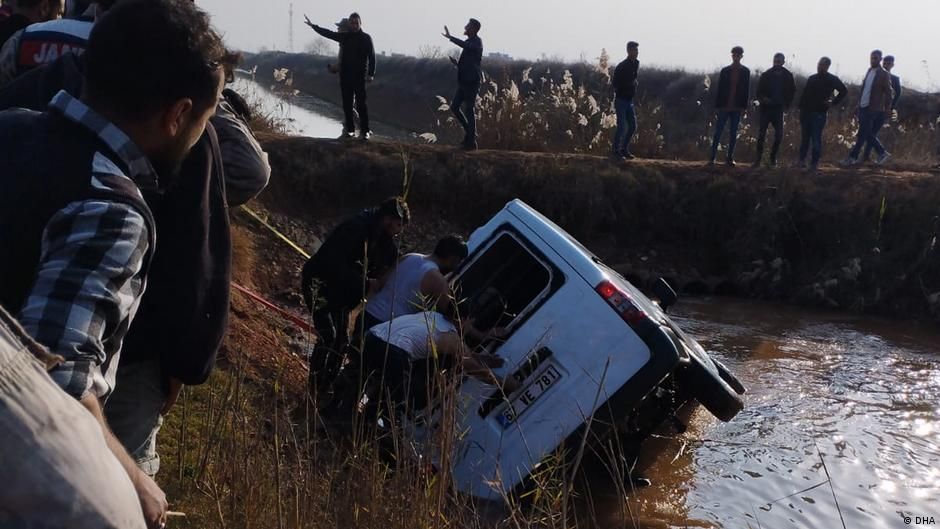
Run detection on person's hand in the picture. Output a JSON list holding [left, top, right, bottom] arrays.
[[160, 377, 184, 416], [134, 471, 168, 529], [366, 75, 374, 83], [449, 56, 458, 66], [303, 15, 315, 29], [442, 25, 450, 39]]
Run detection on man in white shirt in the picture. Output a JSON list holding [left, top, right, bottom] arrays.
[[842, 50, 895, 166]]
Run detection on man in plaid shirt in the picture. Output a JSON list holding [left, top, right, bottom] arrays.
[[0, 0, 226, 527]]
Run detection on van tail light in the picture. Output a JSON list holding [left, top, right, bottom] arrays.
[[596, 280, 648, 325]]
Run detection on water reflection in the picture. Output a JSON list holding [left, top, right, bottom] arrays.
[[590, 298, 939, 528]]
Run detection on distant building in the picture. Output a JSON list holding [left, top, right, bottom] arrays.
[[487, 52, 513, 62], [391, 52, 407, 58]]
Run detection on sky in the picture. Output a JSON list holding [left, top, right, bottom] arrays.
[[199, 0, 940, 91]]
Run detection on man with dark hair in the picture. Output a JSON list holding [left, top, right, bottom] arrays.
[[301, 197, 410, 386], [304, 11, 375, 140], [797, 56, 848, 171], [753, 52, 795, 168], [863, 54, 902, 162], [0, 1, 226, 527], [842, 49, 894, 166], [0, 0, 63, 48], [443, 18, 483, 150], [611, 40, 640, 161], [362, 234, 469, 330], [708, 46, 750, 167]]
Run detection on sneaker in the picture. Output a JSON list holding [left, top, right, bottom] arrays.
[[876, 152, 892, 165], [839, 156, 858, 167], [706, 159, 717, 166], [360, 130, 373, 141], [339, 130, 355, 140], [610, 153, 626, 162], [623, 152, 637, 160], [726, 159, 737, 168], [769, 159, 778, 168]]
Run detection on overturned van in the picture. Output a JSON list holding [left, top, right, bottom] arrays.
[[408, 199, 746, 501]]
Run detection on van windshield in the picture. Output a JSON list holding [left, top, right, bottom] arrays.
[[453, 232, 553, 336]]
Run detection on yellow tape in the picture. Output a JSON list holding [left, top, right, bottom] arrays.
[[239, 206, 311, 259]]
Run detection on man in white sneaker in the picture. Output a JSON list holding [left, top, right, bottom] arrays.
[[841, 49, 894, 167]]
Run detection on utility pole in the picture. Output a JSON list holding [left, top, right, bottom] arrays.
[[288, 3, 294, 52]]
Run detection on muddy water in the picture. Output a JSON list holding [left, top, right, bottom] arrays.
[[596, 298, 939, 529]]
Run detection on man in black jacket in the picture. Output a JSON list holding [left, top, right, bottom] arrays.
[[709, 46, 750, 167], [611, 41, 639, 160], [797, 56, 848, 170], [753, 53, 796, 168], [301, 197, 409, 387], [0, 0, 62, 48], [305, 11, 375, 140], [443, 18, 483, 150]]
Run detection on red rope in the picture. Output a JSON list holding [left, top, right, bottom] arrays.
[[230, 281, 317, 336]]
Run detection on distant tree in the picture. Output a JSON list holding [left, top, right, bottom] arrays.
[[418, 44, 443, 60], [305, 37, 336, 56]]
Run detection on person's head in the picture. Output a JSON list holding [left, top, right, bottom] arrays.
[[731, 46, 744, 65], [870, 49, 883, 69], [817, 56, 832, 75], [376, 196, 410, 237], [465, 18, 480, 37], [773, 52, 785, 68], [335, 17, 350, 32], [883, 54, 895, 72], [14, 0, 63, 22], [348, 12, 361, 32], [627, 41, 639, 60], [83, 0, 226, 188], [432, 234, 469, 274]]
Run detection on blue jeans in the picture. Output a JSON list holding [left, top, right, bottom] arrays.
[[710, 110, 742, 162], [799, 111, 827, 165], [452, 83, 480, 144], [862, 111, 888, 161], [849, 107, 887, 160], [613, 97, 637, 156]]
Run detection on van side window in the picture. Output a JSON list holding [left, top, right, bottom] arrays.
[[454, 232, 554, 336]]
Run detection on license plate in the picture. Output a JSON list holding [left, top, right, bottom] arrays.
[[497, 364, 563, 429]]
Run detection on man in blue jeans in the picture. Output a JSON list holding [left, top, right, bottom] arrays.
[[611, 41, 639, 160], [863, 54, 902, 162], [841, 49, 894, 166], [709, 46, 750, 167], [797, 57, 848, 171], [444, 18, 483, 150]]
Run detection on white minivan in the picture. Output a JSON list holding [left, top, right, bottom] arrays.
[[411, 199, 745, 501]]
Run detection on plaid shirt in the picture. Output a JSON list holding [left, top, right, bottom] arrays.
[[17, 90, 158, 400]]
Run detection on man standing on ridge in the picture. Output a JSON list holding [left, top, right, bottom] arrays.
[[708, 46, 750, 167], [753, 52, 795, 168], [841, 49, 894, 167], [611, 41, 639, 161], [796, 56, 848, 171], [0, 0, 63, 49], [443, 18, 483, 150], [305, 11, 375, 140], [863, 54, 902, 162]]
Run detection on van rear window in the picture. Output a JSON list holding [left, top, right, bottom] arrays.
[[454, 232, 554, 335]]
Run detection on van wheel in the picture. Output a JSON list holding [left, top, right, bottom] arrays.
[[714, 359, 746, 395], [678, 353, 744, 422]]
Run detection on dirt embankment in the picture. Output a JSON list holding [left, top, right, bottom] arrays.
[[254, 135, 940, 322]]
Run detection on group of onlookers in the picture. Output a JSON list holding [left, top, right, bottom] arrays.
[[0, 0, 270, 527], [611, 43, 907, 170]]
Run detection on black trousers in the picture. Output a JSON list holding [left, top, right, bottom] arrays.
[[340, 76, 369, 134], [756, 106, 785, 162]]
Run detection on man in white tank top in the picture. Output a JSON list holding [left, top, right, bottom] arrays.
[[361, 234, 468, 331]]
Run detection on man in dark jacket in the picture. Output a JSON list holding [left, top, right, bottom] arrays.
[[797, 57, 847, 170], [841, 49, 894, 166], [611, 41, 639, 160], [708, 46, 750, 167], [305, 11, 375, 140], [0, 43, 270, 478], [301, 197, 409, 386], [0, 0, 62, 48], [753, 52, 795, 167], [443, 18, 483, 150], [863, 54, 902, 162]]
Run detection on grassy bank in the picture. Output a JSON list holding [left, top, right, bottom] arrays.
[[244, 51, 940, 163], [257, 135, 940, 321]]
